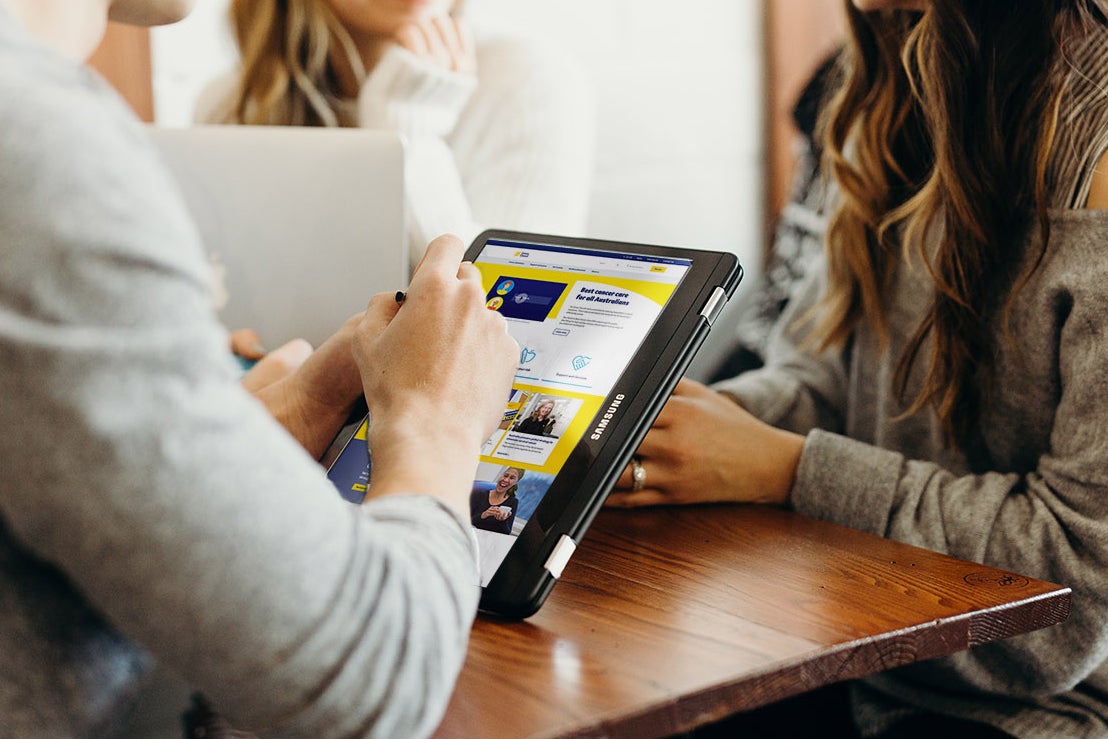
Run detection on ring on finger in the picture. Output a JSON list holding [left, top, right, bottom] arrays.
[[630, 456, 646, 492]]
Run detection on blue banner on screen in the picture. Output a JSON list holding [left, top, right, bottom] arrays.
[[485, 277, 567, 322]]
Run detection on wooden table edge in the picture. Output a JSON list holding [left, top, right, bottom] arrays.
[[542, 585, 1073, 739]]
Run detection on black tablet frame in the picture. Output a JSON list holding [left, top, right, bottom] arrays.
[[470, 230, 741, 616], [321, 229, 743, 618]]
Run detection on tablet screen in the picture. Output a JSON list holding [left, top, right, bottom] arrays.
[[325, 235, 692, 586]]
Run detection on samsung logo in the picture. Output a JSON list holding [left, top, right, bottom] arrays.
[[589, 394, 626, 441]]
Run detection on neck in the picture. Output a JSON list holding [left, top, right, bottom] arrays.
[[4, 0, 109, 61]]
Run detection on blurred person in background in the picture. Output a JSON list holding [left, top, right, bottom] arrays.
[[199, 0, 595, 271]]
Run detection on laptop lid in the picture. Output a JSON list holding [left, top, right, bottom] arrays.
[[148, 124, 407, 348]]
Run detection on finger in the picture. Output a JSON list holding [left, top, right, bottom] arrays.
[[415, 18, 451, 67], [457, 261, 496, 309], [613, 452, 662, 490], [240, 338, 313, 393], [650, 391, 703, 430], [457, 259, 481, 282], [432, 15, 467, 71], [432, 16, 460, 63], [605, 488, 670, 508], [394, 23, 429, 56], [647, 383, 701, 430], [360, 291, 402, 336], [230, 328, 266, 359], [672, 377, 697, 394], [674, 377, 714, 397], [615, 460, 634, 489], [628, 424, 675, 461], [411, 233, 466, 280], [453, 18, 476, 73]]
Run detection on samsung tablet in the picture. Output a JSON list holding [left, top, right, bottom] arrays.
[[321, 229, 743, 618]]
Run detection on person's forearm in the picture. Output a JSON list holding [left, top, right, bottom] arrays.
[[364, 420, 481, 515]]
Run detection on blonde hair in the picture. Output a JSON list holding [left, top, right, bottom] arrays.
[[223, 0, 367, 127], [814, 0, 1105, 449]]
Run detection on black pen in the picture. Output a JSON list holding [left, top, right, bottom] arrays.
[[395, 290, 407, 304]]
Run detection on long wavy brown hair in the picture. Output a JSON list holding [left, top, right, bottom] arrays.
[[816, 0, 1107, 449], [221, 0, 366, 127]]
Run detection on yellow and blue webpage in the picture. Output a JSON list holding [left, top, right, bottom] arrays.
[[327, 238, 690, 587]]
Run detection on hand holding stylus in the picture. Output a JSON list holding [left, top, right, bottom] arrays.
[[353, 234, 517, 509]]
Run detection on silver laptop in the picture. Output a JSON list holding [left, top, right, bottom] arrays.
[[148, 124, 407, 348]]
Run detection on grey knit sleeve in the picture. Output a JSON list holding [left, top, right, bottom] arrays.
[[786, 226, 1108, 698], [711, 262, 848, 436], [0, 47, 477, 738]]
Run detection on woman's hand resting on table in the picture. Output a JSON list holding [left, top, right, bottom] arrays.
[[607, 378, 806, 508]]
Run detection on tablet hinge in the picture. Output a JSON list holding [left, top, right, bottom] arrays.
[[699, 286, 727, 326], [543, 534, 577, 579]]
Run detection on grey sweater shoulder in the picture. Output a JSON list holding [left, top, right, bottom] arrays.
[[714, 29, 1108, 739], [0, 12, 477, 738]]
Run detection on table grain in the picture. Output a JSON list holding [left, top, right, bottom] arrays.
[[435, 506, 1070, 739]]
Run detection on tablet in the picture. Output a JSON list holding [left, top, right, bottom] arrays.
[[321, 229, 743, 617]]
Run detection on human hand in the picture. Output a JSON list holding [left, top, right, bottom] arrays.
[[490, 506, 511, 521], [394, 15, 476, 75], [353, 234, 518, 506], [606, 378, 805, 509], [250, 313, 367, 459], [229, 328, 267, 361], [240, 338, 312, 394]]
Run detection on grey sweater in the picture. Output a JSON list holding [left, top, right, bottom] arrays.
[[0, 10, 478, 738], [715, 30, 1108, 739]]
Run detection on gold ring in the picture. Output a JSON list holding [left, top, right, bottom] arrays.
[[630, 456, 646, 492]]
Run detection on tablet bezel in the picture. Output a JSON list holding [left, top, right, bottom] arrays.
[[320, 229, 742, 619], [468, 230, 741, 617]]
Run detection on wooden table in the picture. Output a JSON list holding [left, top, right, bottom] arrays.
[[435, 506, 1071, 738]]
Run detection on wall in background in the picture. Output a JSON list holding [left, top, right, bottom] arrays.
[[462, 1, 764, 259], [149, 2, 237, 125], [152, 2, 764, 252], [764, 0, 846, 220], [151, 1, 765, 376]]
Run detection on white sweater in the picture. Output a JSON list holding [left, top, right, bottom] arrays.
[[198, 37, 596, 270]]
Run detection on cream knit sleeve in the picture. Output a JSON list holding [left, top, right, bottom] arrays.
[[358, 37, 595, 269]]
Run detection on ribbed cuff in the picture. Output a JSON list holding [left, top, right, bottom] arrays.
[[790, 429, 903, 537], [357, 45, 477, 137], [712, 369, 806, 430]]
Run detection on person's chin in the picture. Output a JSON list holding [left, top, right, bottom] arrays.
[[395, 0, 454, 22], [108, 0, 197, 27]]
